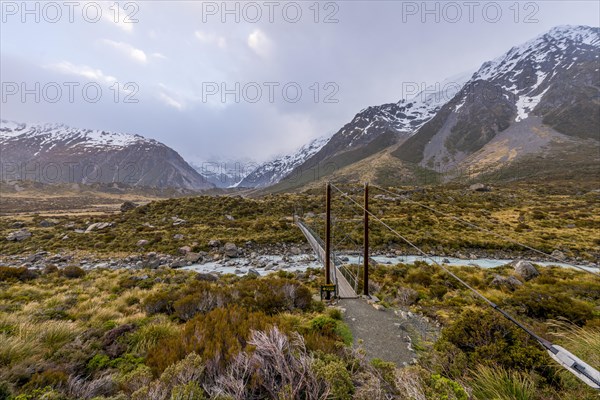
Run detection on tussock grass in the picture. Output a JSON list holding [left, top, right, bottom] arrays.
[[128, 316, 178, 354], [471, 365, 536, 400], [0, 334, 41, 366], [39, 320, 80, 353], [548, 321, 600, 368]]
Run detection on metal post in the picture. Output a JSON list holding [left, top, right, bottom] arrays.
[[363, 182, 369, 297], [325, 182, 331, 287]]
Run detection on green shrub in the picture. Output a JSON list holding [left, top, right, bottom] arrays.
[[88, 354, 111, 371], [507, 289, 593, 326], [427, 374, 468, 400], [326, 308, 343, 321], [310, 316, 337, 336], [370, 358, 396, 384], [309, 316, 352, 346], [143, 291, 177, 316], [405, 270, 432, 287], [234, 278, 313, 314], [173, 284, 227, 321], [430, 284, 448, 300], [434, 309, 546, 378], [312, 356, 354, 399]]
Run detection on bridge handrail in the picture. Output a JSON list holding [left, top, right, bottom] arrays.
[[295, 217, 338, 285]]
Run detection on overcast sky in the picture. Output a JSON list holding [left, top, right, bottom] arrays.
[[1, 1, 598, 163]]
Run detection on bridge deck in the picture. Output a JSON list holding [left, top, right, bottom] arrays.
[[296, 220, 358, 298]]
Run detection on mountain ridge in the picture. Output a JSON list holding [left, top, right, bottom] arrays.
[[0, 120, 214, 190]]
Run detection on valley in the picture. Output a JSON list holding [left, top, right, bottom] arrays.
[[1, 22, 599, 400]]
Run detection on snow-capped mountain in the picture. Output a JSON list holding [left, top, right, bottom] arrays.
[[191, 159, 255, 189], [258, 72, 472, 190], [339, 72, 473, 145], [394, 25, 600, 169], [0, 120, 213, 190], [237, 136, 330, 188], [243, 72, 472, 190]]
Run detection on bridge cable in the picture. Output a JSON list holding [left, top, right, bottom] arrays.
[[332, 194, 366, 289], [330, 183, 600, 389], [370, 184, 599, 278]]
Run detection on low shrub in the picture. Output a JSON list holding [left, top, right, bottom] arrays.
[[0, 267, 37, 282], [405, 270, 433, 287], [433, 308, 547, 378], [60, 266, 85, 279], [312, 355, 354, 399], [507, 289, 593, 326], [142, 291, 177, 316], [147, 305, 275, 374]]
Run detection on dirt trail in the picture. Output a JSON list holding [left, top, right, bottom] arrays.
[[338, 298, 438, 366]]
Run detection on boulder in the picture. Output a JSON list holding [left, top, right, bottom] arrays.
[[225, 214, 235, 221], [170, 260, 186, 269], [39, 219, 57, 227], [120, 201, 138, 213], [469, 183, 491, 192], [173, 234, 185, 240], [224, 242, 238, 258], [136, 240, 149, 247], [179, 246, 192, 255], [185, 252, 202, 263], [10, 221, 25, 229], [85, 222, 113, 233], [171, 216, 186, 225], [490, 274, 523, 290], [289, 246, 302, 256], [551, 250, 566, 260], [247, 268, 260, 277], [208, 240, 221, 247], [146, 259, 161, 269], [512, 260, 539, 281], [6, 229, 31, 241]]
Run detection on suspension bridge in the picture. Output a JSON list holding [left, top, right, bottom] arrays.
[[294, 182, 600, 390]]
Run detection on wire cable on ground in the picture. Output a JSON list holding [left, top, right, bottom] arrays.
[[329, 183, 600, 389]]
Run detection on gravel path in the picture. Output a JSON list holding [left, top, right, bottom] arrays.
[[338, 298, 437, 366]]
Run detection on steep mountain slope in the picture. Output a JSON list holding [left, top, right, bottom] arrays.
[[236, 136, 330, 188], [393, 25, 600, 171], [259, 73, 472, 191], [0, 120, 213, 190]]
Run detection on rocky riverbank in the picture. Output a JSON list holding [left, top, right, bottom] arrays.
[[1, 240, 597, 279]]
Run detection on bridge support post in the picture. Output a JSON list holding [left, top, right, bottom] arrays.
[[325, 182, 332, 298], [363, 182, 369, 297]]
